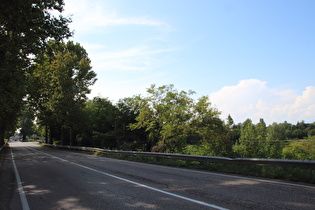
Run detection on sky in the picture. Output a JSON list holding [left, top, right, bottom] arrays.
[[61, 0, 315, 124]]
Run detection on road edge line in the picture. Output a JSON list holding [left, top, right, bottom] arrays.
[[10, 148, 30, 210]]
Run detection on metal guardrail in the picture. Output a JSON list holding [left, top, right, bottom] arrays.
[[44, 144, 315, 170]]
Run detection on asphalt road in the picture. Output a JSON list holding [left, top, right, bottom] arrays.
[[1, 141, 315, 210]]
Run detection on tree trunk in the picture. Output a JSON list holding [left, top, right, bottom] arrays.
[[45, 125, 48, 144], [49, 126, 53, 144], [61, 129, 64, 145], [69, 127, 74, 146]]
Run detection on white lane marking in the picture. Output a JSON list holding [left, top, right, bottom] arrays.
[[26, 145, 228, 210], [10, 148, 30, 210]]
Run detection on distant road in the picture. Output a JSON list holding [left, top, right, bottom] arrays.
[[2, 141, 315, 209]]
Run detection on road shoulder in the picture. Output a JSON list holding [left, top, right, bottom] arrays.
[[0, 144, 20, 210]]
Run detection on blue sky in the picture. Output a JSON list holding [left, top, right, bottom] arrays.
[[62, 0, 315, 124]]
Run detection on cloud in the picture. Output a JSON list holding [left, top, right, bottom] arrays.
[[63, 0, 175, 72], [63, 0, 171, 33], [83, 44, 177, 72], [210, 79, 315, 124]]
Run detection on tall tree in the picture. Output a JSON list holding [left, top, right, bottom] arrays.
[[233, 119, 257, 157], [191, 96, 230, 156], [28, 40, 96, 145], [227, 114, 234, 129], [255, 118, 267, 140], [0, 0, 72, 146], [18, 105, 34, 141]]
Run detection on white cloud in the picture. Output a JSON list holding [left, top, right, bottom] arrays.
[[210, 79, 315, 124], [63, 0, 170, 33], [83, 44, 176, 72], [63, 0, 175, 71]]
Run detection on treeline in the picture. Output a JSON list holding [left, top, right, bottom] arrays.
[[21, 84, 315, 160]]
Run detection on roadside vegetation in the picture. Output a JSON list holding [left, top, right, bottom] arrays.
[[25, 83, 315, 162]]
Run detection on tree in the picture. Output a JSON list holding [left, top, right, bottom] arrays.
[[227, 115, 234, 129], [191, 96, 230, 156], [84, 97, 119, 148], [255, 118, 267, 140], [18, 105, 34, 141], [267, 123, 286, 140], [116, 97, 147, 150], [27, 40, 96, 145], [233, 119, 257, 157], [226, 115, 241, 150], [0, 0, 72, 146], [130, 84, 194, 153]]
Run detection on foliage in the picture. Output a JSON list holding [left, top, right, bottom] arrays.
[[230, 118, 315, 159], [0, 0, 72, 146], [84, 97, 119, 148], [129, 84, 195, 153], [282, 141, 315, 160], [191, 96, 231, 156], [27, 40, 96, 145], [128, 84, 230, 155], [233, 119, 257, 158], [0, 0, 72, 145], [116, 97, 147, 151], [18, 104, 34, 140]]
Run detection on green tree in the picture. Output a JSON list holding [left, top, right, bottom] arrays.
[[267, 122, 286, 140], [227, 115, 234, 129], [84, 97, 119, 148], [116, 97, 147, 151], [27, 40, 96, 145], [191, 96, 230, 156], [255, 118, 267, 140], [233, 119, 257, 157], [130, 84, 194, 153], [0, 0, 72, 146], [18, 105, 34, 141]]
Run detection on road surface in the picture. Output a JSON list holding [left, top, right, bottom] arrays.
[[1, 141, 314, 209]]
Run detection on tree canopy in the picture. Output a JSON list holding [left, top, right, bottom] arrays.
[[27, 40, 96, 145], [0, 0, 72, 146]]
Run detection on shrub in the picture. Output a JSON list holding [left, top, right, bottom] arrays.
[[282, 141, 315, 160]]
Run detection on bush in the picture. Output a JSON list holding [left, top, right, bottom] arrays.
[[53, 141, 61, 146], [282, 141, 315, 160]]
